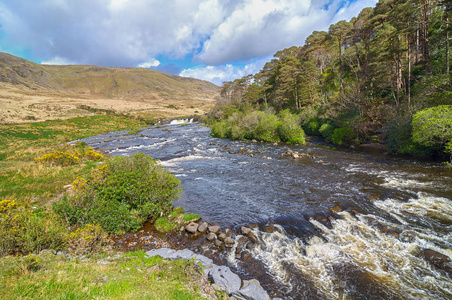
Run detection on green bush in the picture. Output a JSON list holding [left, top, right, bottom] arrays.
[[331, 127, 358, 146], [210, 109, 305, 144], [319, 123, 335, 141], [412, 105, 452, 150], [54, 153, 181, 234], [254, 114, 279, 142], [304, 120, 320, 135], [277, 109, 305, 144]]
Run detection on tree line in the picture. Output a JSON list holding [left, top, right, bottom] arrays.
[[213, 0, 451, 160]]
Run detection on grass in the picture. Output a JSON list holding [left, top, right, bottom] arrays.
[[0, 250, 208, 300], [182, 214, 200, 223], [154, 217, 178, 233], [0, 115, 145, 207]]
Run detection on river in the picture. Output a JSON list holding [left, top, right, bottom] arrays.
[[78, 122, 452, 299]]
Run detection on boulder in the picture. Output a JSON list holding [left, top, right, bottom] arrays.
[[225, 228, 233, 237], [218, 233, 227, 241], [232, 279, 270, 300], [241, 226, 252, 236], [208, 265, 242, 295], [186, 222, 199, 234], [224, 237, 235, 247], [198, 222, 208, 233], [206, 232, 217, 241], [262, 224, 276, 233], [209, 225, 221, 234]]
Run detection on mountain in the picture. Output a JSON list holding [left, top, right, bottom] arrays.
[[0, 52, 219, 123]]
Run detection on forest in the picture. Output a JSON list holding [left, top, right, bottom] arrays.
[[209, 0, 452, 162]]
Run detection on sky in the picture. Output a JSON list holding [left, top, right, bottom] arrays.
[[0, 0, 377, 86]]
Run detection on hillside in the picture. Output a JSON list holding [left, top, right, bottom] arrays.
[[0, 52, 219, 123]]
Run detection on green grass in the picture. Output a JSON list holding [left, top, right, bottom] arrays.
[[182, 214, 200, 223], [154, 217, 178, 233], [0, 115, 145, 207], [0, 251, 208, 300]]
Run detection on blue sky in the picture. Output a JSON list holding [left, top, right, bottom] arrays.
[[0, 0, 377, 86]]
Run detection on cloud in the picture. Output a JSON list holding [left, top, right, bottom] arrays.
[[137, 58, 160, 68], [0, 0, 377, 82], [180, 57, 268, 85], [41, 56, 75, 65]]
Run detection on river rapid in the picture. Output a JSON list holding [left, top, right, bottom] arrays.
[[78, 122, 452, 299]]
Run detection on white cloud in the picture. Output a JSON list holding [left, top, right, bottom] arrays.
[[41, 56, 74, 65], [180, 57, 269, 85], [137, 58, 160, 68], [0, 0, 378, 83]]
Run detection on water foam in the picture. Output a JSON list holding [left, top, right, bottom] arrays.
[[251, 209, 452, 299]]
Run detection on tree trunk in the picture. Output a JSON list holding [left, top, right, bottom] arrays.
[[407, 34, 411, 106], [447, 16, 450, 75], [422, 0, 432, 75]]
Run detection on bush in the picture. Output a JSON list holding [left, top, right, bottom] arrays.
[[319, 123, 335, 141], [331, 127, 358, 146], [304, 120, 320, 135], [66, 224, 110, 255], [254, 114, 279, 142], [34, 150, 80, 166], [0, 201, 67, 256], [412, 105, 452, 150], [277, 110, 305, 144], [54, 153, 181, 234]]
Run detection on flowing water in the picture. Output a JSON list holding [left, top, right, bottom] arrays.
[[78, 123, 452, 299]]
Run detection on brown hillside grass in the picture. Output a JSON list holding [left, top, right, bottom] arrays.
[[0, 52, 219, 123]]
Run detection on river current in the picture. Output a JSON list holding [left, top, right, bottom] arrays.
[[78, 122, 452, 299]]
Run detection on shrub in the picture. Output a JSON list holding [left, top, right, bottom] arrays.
[[254, 114, 279, 142], [34, 150, 80, 166], [0, 203, 67, 256], [277, 110, 305, 144], [331, 127, 358, 146], [305, 120, 320, 135], [54, 153, 181, 234], [412, 105, 452, 151], [85, 150, 104, 161], [66, 224, 110, 255], [319, 123, 335, 141]]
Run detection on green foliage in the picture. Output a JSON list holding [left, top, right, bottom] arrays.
[[0, 201, 67, 256], [331, 127, 358, 146], [210, 109, 305, 144], [66, 224, 110, 255], [412, 105, 452, 149], [319, 123, 335, 141], [53, 153, 181, 234], [277, 109, 305, 144]]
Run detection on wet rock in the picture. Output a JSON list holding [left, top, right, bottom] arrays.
[[218, 233, 227, 241], [180, 226, 185, 232], [418, 249, 452, 273], [241, 250, 252, 261], [215, 240, 223, 247], [225, 228, 233, 237], [263, 224, 276, 233], [232, 279, 270, 300], [241, 226, 252, 236], [209, 225, 221, 234], [186, 222, 198, 234], [224, 237, 235, 247], [208, 265, 242, 295], [246, 242, 255, 250], [237, 236, 248, 245], [248, 234, 258, 244], [198, 222, 208, 233], [292, 153, 299, 159], [206, 232, 217, 241], [330, 205, 342, 213]]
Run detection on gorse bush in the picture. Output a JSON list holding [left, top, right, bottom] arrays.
[[66, 223, 110, 255], [54, 153, 181, 234], [210, 109, 305, 144], [34, 143, 104, 166], [0, 201, 68, 256]]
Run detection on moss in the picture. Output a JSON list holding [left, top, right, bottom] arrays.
[[154, 217, 177, 233]]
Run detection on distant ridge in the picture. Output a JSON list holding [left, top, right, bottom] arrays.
[[0, 52, 219, 123]]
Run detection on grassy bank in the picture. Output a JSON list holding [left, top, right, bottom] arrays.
[[0, 250, 208, 300], [0, 115, 212, 299], [0, 114, 145, 207]]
